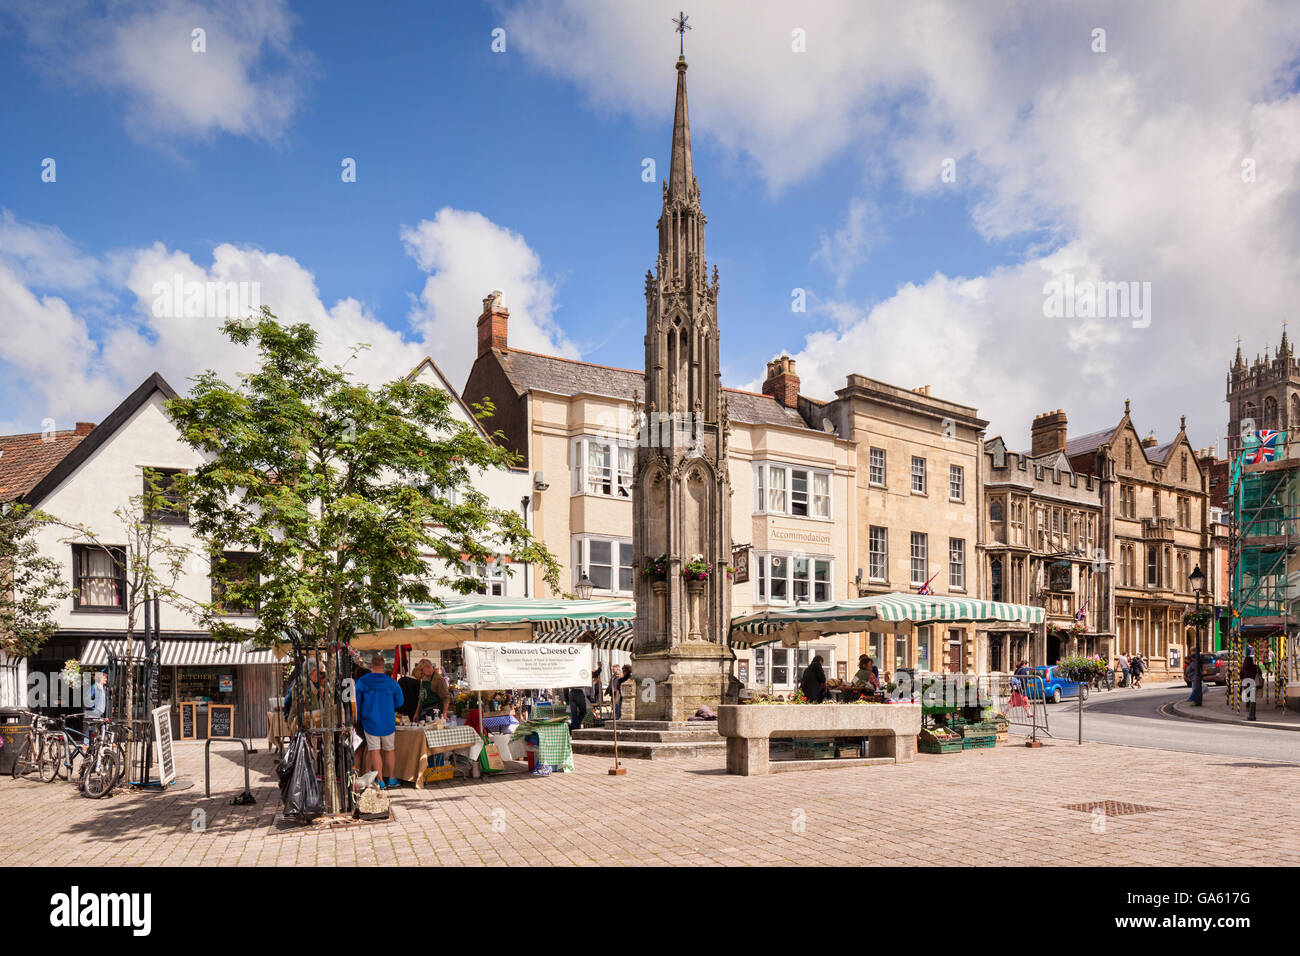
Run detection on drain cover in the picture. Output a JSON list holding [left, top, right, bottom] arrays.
[[1061, 800, 1162, 816]]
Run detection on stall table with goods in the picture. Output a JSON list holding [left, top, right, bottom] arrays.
[[353, 721, 483, 788], [918, 673, 1010, 755], [510, 715, 574, 773]]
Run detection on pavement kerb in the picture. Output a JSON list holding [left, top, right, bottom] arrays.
[[1169, 698, 1300, 733]]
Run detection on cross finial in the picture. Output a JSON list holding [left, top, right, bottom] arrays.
[[673, 10, 691, 56]]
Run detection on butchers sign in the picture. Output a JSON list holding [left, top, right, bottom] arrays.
[[463, 642, 593, 690]]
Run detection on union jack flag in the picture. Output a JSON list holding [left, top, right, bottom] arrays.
[[1075, 600, 1088, 623], [917, 570, 938, 595], [1245, 429, 1283, 464]]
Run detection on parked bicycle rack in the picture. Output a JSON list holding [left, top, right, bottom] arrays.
[[205, 736, 256, 805]]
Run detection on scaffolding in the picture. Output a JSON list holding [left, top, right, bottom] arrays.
[[1228, 454, 1298, 713]]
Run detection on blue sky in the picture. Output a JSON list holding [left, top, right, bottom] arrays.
[[3, 1, 1300, 453]]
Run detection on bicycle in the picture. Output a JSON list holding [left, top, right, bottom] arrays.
[[48, 715, 96, 785], [80, 719, 126, 799], [9, 711, 61, 783]]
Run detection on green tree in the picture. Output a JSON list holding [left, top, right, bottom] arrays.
[[0, 504, 70, 659], [167, 311, 560, 813]]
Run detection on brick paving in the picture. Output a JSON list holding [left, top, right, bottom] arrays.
[[2, 739, 1297, 866]]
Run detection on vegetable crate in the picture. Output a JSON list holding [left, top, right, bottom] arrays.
[[962, 736, 996, 750], [793, 739, 836, 760], [917, 731, 963, 755]]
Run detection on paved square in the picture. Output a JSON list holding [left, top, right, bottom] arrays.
[[3, 739, 1297, 866]]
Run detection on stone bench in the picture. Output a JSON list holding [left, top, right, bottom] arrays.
[[717, 703, 922, 775]]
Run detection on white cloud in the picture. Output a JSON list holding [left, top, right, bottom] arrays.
[[0, 208, 575, 433], [401, 208, 579, 382], [3, 0, 311, 143], [501, 0, 1300, 450]]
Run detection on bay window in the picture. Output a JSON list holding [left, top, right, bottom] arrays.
[[573, 536, 634, 594], [571, 437, 633, 498], [752, 462, 832, 518], [755, 552, 832, 605]]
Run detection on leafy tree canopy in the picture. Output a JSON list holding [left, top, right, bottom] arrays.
[[167, 311, 560, 648]]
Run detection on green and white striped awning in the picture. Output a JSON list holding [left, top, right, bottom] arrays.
[[353, 597, 635, 651], [532, 626, 634, 652], [730, 593, 1044, 647]]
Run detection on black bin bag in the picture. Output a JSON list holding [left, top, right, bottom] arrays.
[[277, 731, 324, 820]]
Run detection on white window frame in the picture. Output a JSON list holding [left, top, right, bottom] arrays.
[[752, 461, 832, 520], [754, 552, 833, 606], [949, 464, 964, 502], [948, 538, 965, 591], [868, 526, 888, 582], [911, 456, 927, 495], [571, 436, 633, 499], [868, 447, 886, 487], [464, 557, 507, 596], [910, 532, 928, 586], [572, 535, 635, 595]]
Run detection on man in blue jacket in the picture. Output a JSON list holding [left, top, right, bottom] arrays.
[[355, 654, 405, 789]]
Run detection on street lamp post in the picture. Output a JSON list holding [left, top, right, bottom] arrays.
[[1190, 564, 1206, 707]]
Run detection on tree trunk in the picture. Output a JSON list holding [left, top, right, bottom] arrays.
[[321, 647, 339, 816], [123, 623, 135, 784]]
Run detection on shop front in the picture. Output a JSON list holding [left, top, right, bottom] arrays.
[[81, 635, 280, 740]]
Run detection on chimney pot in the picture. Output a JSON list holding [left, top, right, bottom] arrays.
[[1030, 409, 1068, 456], [761, 355, 800, 408], [477, 290, 509, 357]]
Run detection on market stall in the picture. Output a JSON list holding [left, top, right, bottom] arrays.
[[730, 594, 1043, 764], [352, 598, 633, 780]]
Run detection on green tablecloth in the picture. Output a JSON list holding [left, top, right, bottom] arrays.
[[512, 717, 574, 773]]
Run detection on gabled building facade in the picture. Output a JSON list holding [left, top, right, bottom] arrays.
[[1067, 402, 1210, 679]]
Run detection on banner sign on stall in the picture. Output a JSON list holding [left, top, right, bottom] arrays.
[[463, 641, 592, 690]]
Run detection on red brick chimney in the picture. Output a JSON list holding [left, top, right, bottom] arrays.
[[761, 356, 800, 408], [74, 422, 95, 436], [1030, 409, 1067, 456], [476, 289, 509, 357]]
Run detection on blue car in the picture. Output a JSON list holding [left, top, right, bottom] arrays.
[[1020, 666, 1089, 704]]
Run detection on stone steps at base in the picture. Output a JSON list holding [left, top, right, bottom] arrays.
[[571, 727, 723, 743], [769, 757, 897, 773], [604, 720, 723, 732], [570, 739, 727, 760]]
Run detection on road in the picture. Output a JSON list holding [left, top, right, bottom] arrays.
[[1013, 681, 1300, 763]]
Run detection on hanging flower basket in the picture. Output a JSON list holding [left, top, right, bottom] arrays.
[[639, 554, 669, 581], [60, 659, 82, 685], [683, 555, 711, 581]]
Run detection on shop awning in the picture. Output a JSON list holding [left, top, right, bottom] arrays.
[[352, 597, 636, 651], [81, 637, 277, 666], [731, 593, 1045, 647]]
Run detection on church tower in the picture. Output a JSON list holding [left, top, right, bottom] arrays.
[[1227, 326, 1300, 456], [632, 47, 734, 720]]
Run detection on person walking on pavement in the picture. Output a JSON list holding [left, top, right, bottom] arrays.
[[1239, 653, 1262, 721], [1129, 654, 1144, 688], [610, 664, 633, 721], [1118, 653, 1130, 688], [1187, 647, 1203, 705]]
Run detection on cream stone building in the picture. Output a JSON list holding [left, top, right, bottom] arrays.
[[819, 376, 988, 676], [463, 306, 856, 692]]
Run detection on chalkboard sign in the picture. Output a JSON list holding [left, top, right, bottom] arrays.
[[208, 704, 235, 739], [179, 702, 198, 740], [151, 705, 176, 785]]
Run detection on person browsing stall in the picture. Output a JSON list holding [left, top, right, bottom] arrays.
[[355, 654, 405, 789]]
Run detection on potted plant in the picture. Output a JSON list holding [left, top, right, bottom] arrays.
[[683, 554, 711, 582], [639, 553, 669, 582]]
